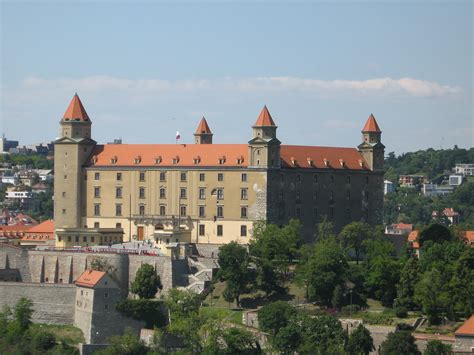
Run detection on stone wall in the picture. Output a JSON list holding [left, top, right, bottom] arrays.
[[128, 255, 172, 294], [193, 244, 221, 258], [0, 282, 76, 324]]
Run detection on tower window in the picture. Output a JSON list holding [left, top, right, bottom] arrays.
[[139, 171, 145, 181], [217, 225, 223, 236], [95, 173, 100, 180], [218, 173, 224, 181], [240, 225, 247, 237], [159, 205, 166, 216], [199, 206, 205, 217], [117, 172, 122, 181], [159, 188, 166, 199], [199, 224, 205, 236], [217, 206, 224, 218], [241, 173, 247, 182]]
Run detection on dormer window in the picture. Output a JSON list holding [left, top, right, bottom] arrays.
[[307, 158, 313, 166], [155, 156, 162, 164], [134, 156, 141, 164], [91, 156, 98, 164], [236, 156, 244, 165], [110, 156, 118, 164], [358, 159, 364, 168], [290, 157, 296, 166], [218, 156, 226, 165], [193, 156, 201, 165], [323, 158, 329, 167], [172, 156, 179, 165], [339, 159, 345, 167]]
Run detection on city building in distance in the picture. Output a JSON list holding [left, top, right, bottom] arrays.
[[54, 94, 384, 250]]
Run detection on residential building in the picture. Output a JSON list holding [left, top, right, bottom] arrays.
[[0, 135, 19, 154], [422, 183, 454, 197], [448, 174, 463, 186], [54, 94, 384, 249], [399, 175, 426, 188], [460, 231, 474, 248], [384, 180, 395, 194], [454, 163, 474, 176], [454, 315, 474, 353], [432, 208, 460, 225], [407, 230, 421, 258], [385, 223, 413, 235]]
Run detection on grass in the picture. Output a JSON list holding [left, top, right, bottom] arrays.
[[200, 306, 243, 326], [30, 323, 85, 345]]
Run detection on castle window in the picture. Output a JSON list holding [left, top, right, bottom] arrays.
[[94, 204, 100, 216], [68, 236, 71, 242], [296, 174, 301, 182], [111, 156, 118, 164], [217, 189, 224, 200], [94, 187, 101, 198], [218, 173, 224, 181], [240, 225, 247, 237], [241, 173, 247, 182], [104, 292, 108, 298], [58, 236, 62, 242], [199, 206, 205, 217], [330, 207, 335, 219], [280, 174, 284, 182], [95, 173, 100, 180], [199, 188, 205, 200], [94, 222, 100, 228], [217, 206, 224, 218], [139, 171, 146, 181], [160, 172, 166, 181], [314, 175, 318, 183], [155, 156, 162, 164], [91, 236, 95, 242], [180, 172, 187, 181], [366, 176, 369, 184], [199, 173, 205, 181], [279, 190, 283, 199], [180, 205, 187, 217], [313, 191, 318, 200], [330, 175, 335, 184], [160, 205, 166, 216], [75, 236, 79, 242], [217, 225, 223, 236], [241, 206, 248, 218], [159, 188, 166, 199], [83, 236, 87, 242], [64, 175, 67, 180], [296, 207, 301, 219], [346, 176, 351, 184], [180, 188, 187, 199], [314, 208, 318, 220], [117, 172, 122, 181], [329, 191, 334, 204], [346, 208, 351, 219], [139, 205, 145, 216], [104, 304, 108, 310], [134, 156, 141, 164], [346, 190, 350, 200], [257, 160, 260, 165], [296, 191, 301, 203], [116, 187, 122, 198], [62, 192, 66, 197], [116, 204, 122, 216], [256, 150, 260, 155], [139, 187, 146, 199], [241, 189, 248, 200], [199, 224, 205, 236]]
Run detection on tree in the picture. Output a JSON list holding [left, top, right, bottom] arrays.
[[419, 224, 452, 246], [164, 289, 201, 320], [217, 242, 250, 307], [220, 327, 261, 355], [339, 221, 372, 264], [315, 217, 336, 242], [272, 321, 302, 354], [346, 324, 375, 355], [258, 301, 297, 337], [449, 248, 474, 317], [130, 264, 162, 299], [32, 331, 56, 351], [396, 256, 421, 310], [14, 298, 33, 331], [423, 340, 452, 355], [380, 331, 420, 355], [299, 238, 348, 305], [365, 256, 401, 307], [96, 328, 148, 355], [299, 315, 347, 354], [116, 299, 167, 328], [331, 284, 346, 310]]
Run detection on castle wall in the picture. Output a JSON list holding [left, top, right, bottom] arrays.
[[128, 255, 173, 294], [0, 282, 76, 324]]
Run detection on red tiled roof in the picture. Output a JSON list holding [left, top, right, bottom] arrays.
[[362, 114, 381, 132], [0, 224, 32, 238], [63, 94, 90, 122], [75, 270, 106, 288], [408, 230, 421, 249], [462, 231, 474, 243], [280, 146, 368, 170], [392, 223, 413, 230], [91, 144, 368, 170], [254, 105, 276, 127], [25, 220, 54, 234], [455, 316, 474, 336], [195, 117, 212, 134]]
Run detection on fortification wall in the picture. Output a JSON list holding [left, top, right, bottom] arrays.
[[0, 282, 76, 324], [193, 244, 221, 258], [128, 255, 172, 294], [0, 244, 31, 281]]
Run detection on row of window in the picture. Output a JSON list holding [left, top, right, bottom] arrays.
[[281, 190, 368, 202], [57, 234, 120, 244], [94, 187, 248, 200], [198, 224, 247, 237], [281, 174, 369, 184], [95, 204, 248, 219], [94, 171, 249, 183]]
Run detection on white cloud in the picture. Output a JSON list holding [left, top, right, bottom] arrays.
[[20, 75, 462, 98]]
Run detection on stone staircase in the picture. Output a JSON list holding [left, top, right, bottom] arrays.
[[179, 256, 219, 295]]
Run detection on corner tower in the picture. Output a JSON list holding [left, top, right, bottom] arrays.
[[194, 117, 213, 144], [54, 94, 96, 231], [248, 105, 281, 168], [358, 114, 385, 171]]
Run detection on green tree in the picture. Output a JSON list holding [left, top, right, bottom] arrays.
[[96, 328, 148, 355], [346, 324, 375, 355], [380, 331, 420, 355], [115, 299, 167, 328], [423, 340, 452, 355], [449, 248, 474, 317], [396, 256, 421, 310], [419, 224, 452, 246], [315, 217, 336, 242], [272, 321, 302, 354], [165, 289, 201, 320], [220, 327, 261, 355], [299, 314, 348, 354], [14, 297, 33, 331], [299, 238, 348, 305], [130, 264, 162, 299], [217, 241, 250, 307], [365, 256, 401, 307], [32, 331, 56, 351], [339, 221, 372, 264], [415, 268, 451, 324], [258, 301, 297, 337]]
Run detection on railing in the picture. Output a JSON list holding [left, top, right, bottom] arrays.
[[39, 246, 159, 256]]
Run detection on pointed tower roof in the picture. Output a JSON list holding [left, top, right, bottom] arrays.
[[362, 114, 381, 132], [195, 117, 212, 134], [254, 105, 276, 127], [63, 93, 90, 121]]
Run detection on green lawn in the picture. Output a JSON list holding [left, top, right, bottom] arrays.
[[30, 323, 85, 345]]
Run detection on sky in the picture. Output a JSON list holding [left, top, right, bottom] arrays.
[[1, 0, 472, 154]]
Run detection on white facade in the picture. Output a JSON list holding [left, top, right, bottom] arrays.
[[448, 175, 463, 186], [384, 180, 395, 194], [6, 191, 33, 199], [1, 176, 18, 185], [422, 183, 454, 197], [454, 164, 474, 176]]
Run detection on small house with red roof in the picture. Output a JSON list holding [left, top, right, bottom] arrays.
[[461, 231, 474, 249], [454, 315, 474, 353], [432, 208, 460, 225]]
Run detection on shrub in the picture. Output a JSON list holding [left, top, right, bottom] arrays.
[[361, 312, 393, 325], [116, 299, 167, 328], [395, 306, 408, 318], [33, 331, 56, 350]]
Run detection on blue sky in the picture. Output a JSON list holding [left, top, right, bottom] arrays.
[[1, 1, 472, 154]]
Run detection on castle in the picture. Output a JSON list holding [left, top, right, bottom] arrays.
[[54, 94, 384, 250]]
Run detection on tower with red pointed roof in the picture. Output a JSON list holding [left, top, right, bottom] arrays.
[[248, 105, 281, 168], [54, 94, 97, 232], [358, 114, 385, 171], [194, 117, 213, 144]]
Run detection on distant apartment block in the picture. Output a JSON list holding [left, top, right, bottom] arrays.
[[399, 174, 426, 187], [384, 180, 395, 194], [432, 207, 459, 225], [422, 183, 454, 197], [385, 223, 413, 235], [448, 174, 463, 186], [454, 163, 474, 176], [0, 135, 19, 153]]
